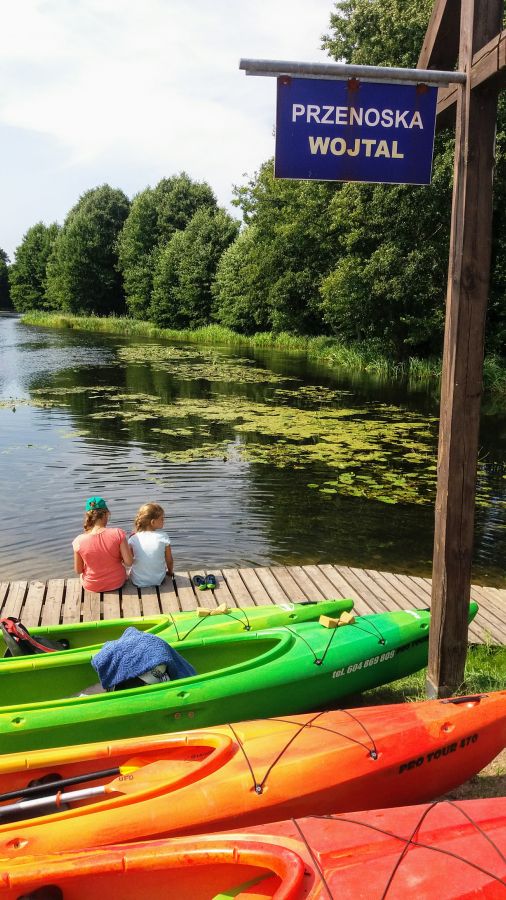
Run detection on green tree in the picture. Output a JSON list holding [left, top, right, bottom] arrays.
[[320, 140, 453, 356], [45, 185, 130, 314], [320, 0, 506, 358], [322, 0, 433, 69], [117, 173, 217, 318], [8, 223, 60, 312], [230, 161, 340, 333], [150, 207, 239, 328], [0, 249, 11, 309], [213, 227, 270, 333]]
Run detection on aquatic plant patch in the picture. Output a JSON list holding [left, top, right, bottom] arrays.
[[22, 382, 444, 505], [1, 356, 498, 504], [11, 346, 494, 507], [116, 346, 295, 385]]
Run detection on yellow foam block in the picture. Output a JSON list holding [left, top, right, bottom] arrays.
[[319, 611, 356, 629], [197, 608, 212, 618], [338, 611, 356, 626], [319, 615, 340, 629], [211, 603, 229, 615]]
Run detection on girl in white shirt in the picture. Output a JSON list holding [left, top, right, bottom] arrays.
[[128, 503, 174, 587]]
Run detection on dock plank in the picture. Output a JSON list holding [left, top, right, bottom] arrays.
[[82, 589, 100, 622], [189, 571, 216, 610], [221, 569, 255, 606], [102, 590, 121, 620], [236, 568, 274, 605], [158, 578, 181, 615], [41, 579, 65, 625], [21, 581, 46, 627], [212, 572, 238, 609], [322, 566, 383, 615], [345, 567, 404, 614], [254, 568, 290, 604], [139, 587, 161, 616], [62, 579, 82, 623], [120, 583, 141, 618], [270, 566, 315, 603], [2, 581, 27, 618], [470, 585, 506, 622], [0, 584, 9, 612], [366, 570, 424, 609], [297, 565, 345, 601], [174, 572, 199, 612]]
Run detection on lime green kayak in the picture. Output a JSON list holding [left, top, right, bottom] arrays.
[[0, 599, 353, 666], [0, 603, 478, 754]]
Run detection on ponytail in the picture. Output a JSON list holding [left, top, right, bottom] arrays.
[[83, 509, 108, 532]]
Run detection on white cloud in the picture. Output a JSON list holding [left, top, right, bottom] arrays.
[[0, 0, 334, 256]]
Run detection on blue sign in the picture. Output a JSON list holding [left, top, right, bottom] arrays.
[[275, 77, 438, 185]]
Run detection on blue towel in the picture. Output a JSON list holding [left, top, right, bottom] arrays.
[[91, 627, 196, 690]]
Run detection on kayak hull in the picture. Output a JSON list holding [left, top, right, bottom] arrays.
[[0, 607, 468, 753], [0, 691, 502, 858], [0, 599, 354, 665], [1, 798, 505, 898]]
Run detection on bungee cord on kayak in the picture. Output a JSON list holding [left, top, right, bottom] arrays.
[[226, 708, 379, 796], [175, 606, 254, 642], [291, 817, 334, 900], [300, 801, 506, 899], [379, 799, 506, 899]]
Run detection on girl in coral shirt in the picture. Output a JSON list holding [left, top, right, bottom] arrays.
[[73, 497, 133, 592]]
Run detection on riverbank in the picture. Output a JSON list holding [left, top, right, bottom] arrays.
[[20, 310, 506, 394]]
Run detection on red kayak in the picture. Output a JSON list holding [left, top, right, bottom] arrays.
[[1, 798, 505, 897]]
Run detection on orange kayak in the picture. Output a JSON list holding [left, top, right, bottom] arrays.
[[1, 799, 505, 897], [0, 691, 503, 860]]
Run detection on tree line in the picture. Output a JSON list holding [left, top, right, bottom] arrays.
[[2, 0, 506, 360]]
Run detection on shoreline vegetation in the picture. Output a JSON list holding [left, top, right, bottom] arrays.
[[20, 311, 506, 394]]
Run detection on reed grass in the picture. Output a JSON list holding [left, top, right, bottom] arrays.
[[20, 311, 506, 392], [19, 312, 407, 377]]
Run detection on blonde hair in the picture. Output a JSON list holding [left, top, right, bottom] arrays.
[[83, 509, 108, 532], [134, 503, 164, 532]]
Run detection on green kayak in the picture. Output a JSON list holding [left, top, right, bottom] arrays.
[[0, 602, 478, 754], [0, 599, 353, 665]]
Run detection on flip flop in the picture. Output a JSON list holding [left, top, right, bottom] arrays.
[[193, 575, 207, 591], [205, 573, 217, 590]]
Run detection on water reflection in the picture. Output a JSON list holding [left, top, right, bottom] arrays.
[[0, 313, 505, 585]]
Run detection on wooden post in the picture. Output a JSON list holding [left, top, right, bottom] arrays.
[[427, 0, 502, 697]]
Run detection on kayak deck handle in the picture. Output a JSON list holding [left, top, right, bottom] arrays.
[[441, 695, 484, 705]]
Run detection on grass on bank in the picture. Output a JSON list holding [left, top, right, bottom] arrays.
[[21, 311, 396, 375], [21, 311, 506, 393], [361, 643, 506, 706]]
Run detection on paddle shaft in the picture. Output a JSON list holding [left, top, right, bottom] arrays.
[[0, 785, 108, 818], [0, 767, 119, 802], [0, 759, 172, 820]]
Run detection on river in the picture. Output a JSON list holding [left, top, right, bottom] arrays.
[[1, 313, 505, 586]]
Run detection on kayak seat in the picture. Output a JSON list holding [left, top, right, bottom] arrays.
[[0, 617, 69, 657], [75, 677, 146, 697], [76, 682, 107, 697]]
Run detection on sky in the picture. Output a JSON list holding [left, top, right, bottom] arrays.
[[0, 0, 335, 260]]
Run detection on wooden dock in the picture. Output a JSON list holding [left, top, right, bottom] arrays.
[[0, 564, 504, 645]]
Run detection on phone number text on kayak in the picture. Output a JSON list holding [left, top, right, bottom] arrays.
[[332, 649, 395, 679]]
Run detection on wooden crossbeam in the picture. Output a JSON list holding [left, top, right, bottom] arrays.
[[418, 0, 461, 70], [437, 28, 506, 124]]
